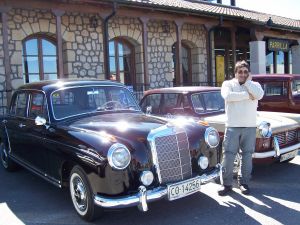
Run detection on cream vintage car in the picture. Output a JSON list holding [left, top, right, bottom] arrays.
[[140, 86, 300, 166]]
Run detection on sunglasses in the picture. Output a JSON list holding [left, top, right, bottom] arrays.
[[237, 70, 249, 75]]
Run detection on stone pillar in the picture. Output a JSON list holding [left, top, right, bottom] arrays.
[[291, 45, 300, 74], [249, 41, 266, 74], [0, 7, 12, 106], [175, 20, 183, 86], [231, 28, 236, 68], [53, 9, 65, 78], [140, 17, 149, 89]]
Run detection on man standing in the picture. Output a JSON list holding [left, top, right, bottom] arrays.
[[218, 60, 264, 196]]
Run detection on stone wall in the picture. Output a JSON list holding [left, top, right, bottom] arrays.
[[6, 9, 105, 85], [7, 8, 57, 89], [0, 22, 4, 90], [148, 20, 176, 88], [0, 22, 7, 115], [147, 21, 208, 88], [62, 12, 104, 79], [1, 8, 209, 94]]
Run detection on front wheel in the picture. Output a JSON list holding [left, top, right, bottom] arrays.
[[0, 140, 18, 172], [69, 166, 102, 221]]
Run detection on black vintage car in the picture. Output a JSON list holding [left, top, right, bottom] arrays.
[[0, 80, 221, 221]]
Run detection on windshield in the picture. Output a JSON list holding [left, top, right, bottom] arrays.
[[292, 79, 300, 96], [191, 91, 225, 114], [51, 86, 140, 120]]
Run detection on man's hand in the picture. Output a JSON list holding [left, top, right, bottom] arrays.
[[246, 73, 252, 82], [249, 93, 255, 100]]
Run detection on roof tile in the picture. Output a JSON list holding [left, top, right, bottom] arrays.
[[121, 0, 300, 30]]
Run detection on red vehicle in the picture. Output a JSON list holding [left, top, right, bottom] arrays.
[[140, 86, 300, 166], [252, 74, 300, 113]]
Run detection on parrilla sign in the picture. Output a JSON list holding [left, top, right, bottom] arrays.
[[268, 39, 289, 52]]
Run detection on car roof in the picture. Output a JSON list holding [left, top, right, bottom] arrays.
[[252, 74, 300, 80], [17, 79, 125, 93], [144, 86, 221, 95]]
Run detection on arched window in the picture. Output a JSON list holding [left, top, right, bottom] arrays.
[[172, 43, 192, 86], [109, 38, 135, 86], [22, 35, 58, 83]]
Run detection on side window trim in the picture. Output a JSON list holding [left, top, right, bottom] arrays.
[[28, 91, 49, 121], [11, 91, 30, 118], [263, 81, 288, 97]]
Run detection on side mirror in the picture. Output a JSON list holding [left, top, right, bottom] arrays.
[[146, 106, 152, 115], [35, 116, 47, 126]]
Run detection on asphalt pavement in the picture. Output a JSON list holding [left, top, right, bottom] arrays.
[[1, 153, 300, 225]]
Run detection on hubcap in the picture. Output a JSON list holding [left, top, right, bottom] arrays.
[[0, 143, 8, 168], [70, 173, 88, 215]]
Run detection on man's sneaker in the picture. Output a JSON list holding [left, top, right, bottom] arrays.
[[239, 184, 250, 195], [218, 185, 232, 196]]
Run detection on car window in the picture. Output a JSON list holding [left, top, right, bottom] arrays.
[[140, 94, 161, 114], [161, 93, 180, 114], [292, 79, 300, 96], [202, 92, 224, 112], [52, 86, 139, 120], [11, 92, 28, 117], [263, 82, 288, 97], [191, 94, 204, 113], [29, 92, 48, 119]]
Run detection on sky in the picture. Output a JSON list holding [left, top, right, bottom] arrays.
[[236, 0, 300, 20]]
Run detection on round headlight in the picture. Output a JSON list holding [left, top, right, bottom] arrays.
[[140, 171, 154, 186], [107, 143, 131, 170], [259, 122, 272, 138], [205, 127, 220, 148], [198, 156, 209, 170]]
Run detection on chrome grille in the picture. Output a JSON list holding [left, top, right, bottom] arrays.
[[273, 130, 297, 147], [152, 128, 192, 184]]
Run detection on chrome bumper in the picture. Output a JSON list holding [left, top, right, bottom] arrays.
[[94, 164, 222, 211], [252, 138, 300, 159]]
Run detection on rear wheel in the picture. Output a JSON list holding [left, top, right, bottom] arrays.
[[0, 140, 18, 172], [69, 166, 102, 221]]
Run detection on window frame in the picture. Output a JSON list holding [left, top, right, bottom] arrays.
[[28, 91, 49, 120], [262, 81, 288, 97], [10, 91, 30, 118], [172, 42, 192, 86], [22, 35, 58, 83], [109, 38, 136, 86]]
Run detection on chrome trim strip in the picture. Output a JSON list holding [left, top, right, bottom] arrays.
[[9, 155, 62, 188], [273, 137, 280, 157], [252, 142, 300, 158], [93, 165, 221, 210]]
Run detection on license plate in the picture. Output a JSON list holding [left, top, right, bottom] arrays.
[[280, 150, 298, 162], [167, 177, 201, 201]]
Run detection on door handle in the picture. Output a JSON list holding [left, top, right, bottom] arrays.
[[19, 123, 26, 128]]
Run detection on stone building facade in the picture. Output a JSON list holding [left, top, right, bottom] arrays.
[[0, 0, 300, 114]]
